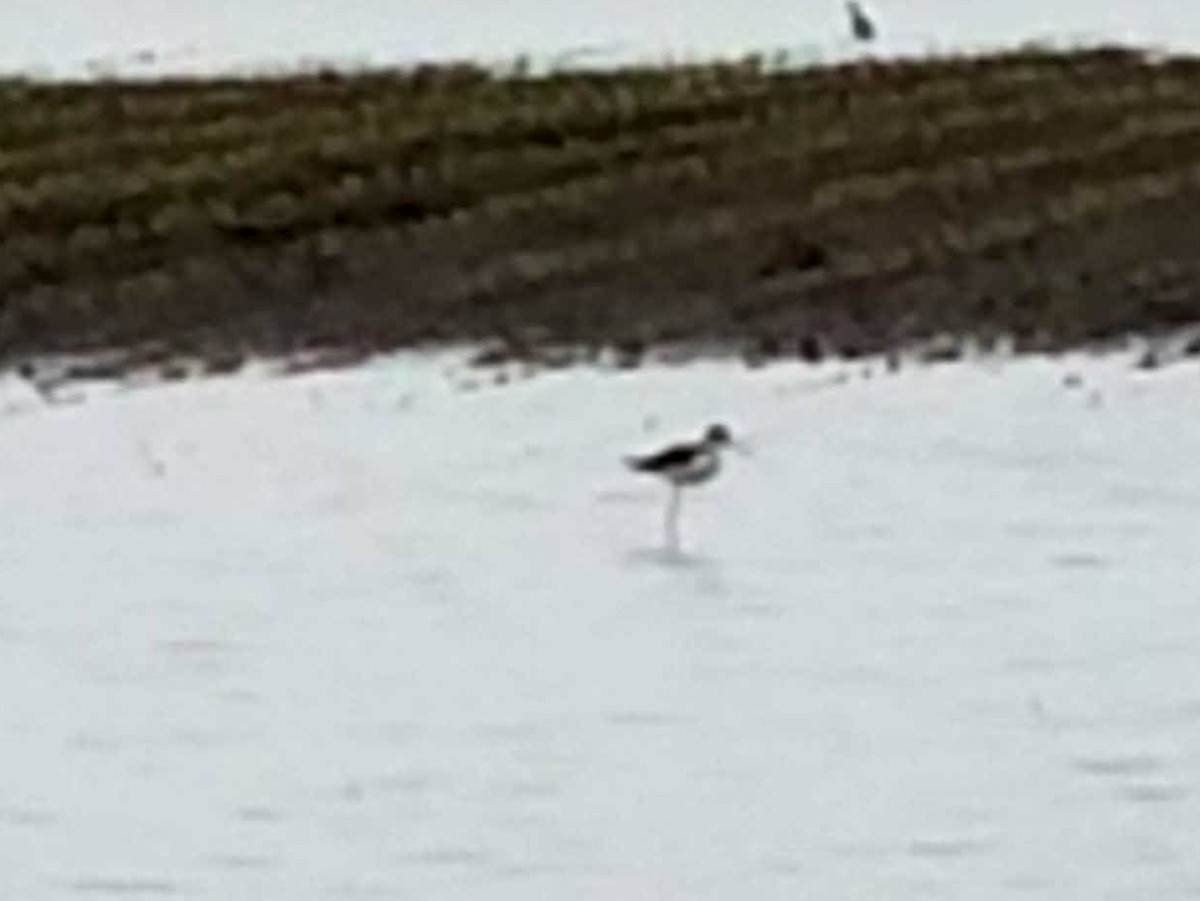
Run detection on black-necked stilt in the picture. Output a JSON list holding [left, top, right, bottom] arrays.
[[847, 1, 877, 42], [625, 423, 741, 550]]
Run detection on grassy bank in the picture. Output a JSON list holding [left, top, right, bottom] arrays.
[[3, 45, 1200, 375]]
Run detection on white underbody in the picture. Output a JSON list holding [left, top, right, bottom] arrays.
[[664, 449, 720, 487]]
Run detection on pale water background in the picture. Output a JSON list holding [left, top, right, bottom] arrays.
[[1, 352, 1199, 899]]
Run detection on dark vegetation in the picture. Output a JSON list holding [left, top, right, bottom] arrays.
[[3, 45, 1200, 376]]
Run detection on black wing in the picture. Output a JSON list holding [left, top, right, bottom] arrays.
[[625, 443, 698, 473]]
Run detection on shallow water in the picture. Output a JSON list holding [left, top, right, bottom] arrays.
[[1, 353, 1198, 899]]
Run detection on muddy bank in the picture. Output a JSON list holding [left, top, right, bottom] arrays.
[[3, 46, 1200, 378]]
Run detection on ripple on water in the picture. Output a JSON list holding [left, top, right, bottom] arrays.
[[376, 771, 439, 795], [830, 840, 891, 861], [156, 637, 241, 675], [343, 719, 419, 748], [1165, 698, 1200, 723], [606, 710, 693, 729], [235, 806, 286, 823], [1002, 653, 1091, 675], [624, 547, 718, 571], [158, 638, 240, 657], [1070, 752, 1166, 778], [1069, 750, 1194, 806], [734, 600, 786, 620], [68, 878, 177, 895], [208, 854, 275, 872], [1050, 551, 1111, 570], [1118, 781, 1191, 805], [499, 778, 560, 800], [472, 720, 544, 744], [68, 731, 121, 753], [1003, 874, 1058, 893], [907, 836, 995, 860], [0, 806, 56, 827], [404, 846, 490, 867], [157, 638, 236, 655]]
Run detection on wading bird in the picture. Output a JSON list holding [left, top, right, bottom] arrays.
[[847, 1, 877, 42], [625, 423, 742, 551]]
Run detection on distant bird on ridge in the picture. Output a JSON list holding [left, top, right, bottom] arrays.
[[846, 1, 877, 43]]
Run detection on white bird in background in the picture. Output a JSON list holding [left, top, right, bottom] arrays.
[[847, 1, 878, 43], [625, 423, 743, 551]]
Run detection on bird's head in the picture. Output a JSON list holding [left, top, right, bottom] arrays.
[[704, 423, 733, 447], [704, 422, 753, 457]]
